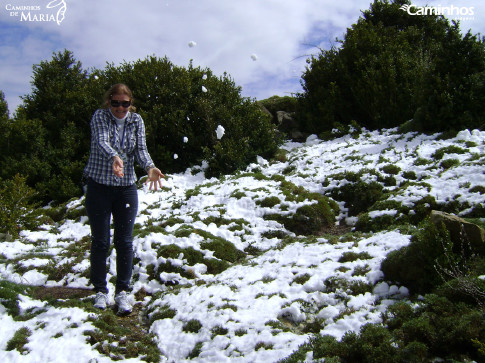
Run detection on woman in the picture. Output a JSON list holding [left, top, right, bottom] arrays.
[[84, 83, 164, 315]]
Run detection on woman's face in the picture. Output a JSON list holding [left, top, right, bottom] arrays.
[[109, 93, 131, 119]]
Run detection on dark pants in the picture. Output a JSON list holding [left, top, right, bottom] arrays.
[[85, 179, 138, 295]]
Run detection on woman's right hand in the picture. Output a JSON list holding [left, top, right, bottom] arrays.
[[113, 155, 124, 177]]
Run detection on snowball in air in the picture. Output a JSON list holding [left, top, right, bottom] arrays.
[[202, 86, 208, 93], [216, 125, 225, 140], [188, 41, 197, 47], [202, 74, 207, 80], [183, 137, 188, 143], [174, 154, 179, 159], [250, 54, 258, 61]]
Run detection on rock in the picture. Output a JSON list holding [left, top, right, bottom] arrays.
[[276, 111, 298, 133], [430, 210, 485, 254], [0, 233, 14, 242]]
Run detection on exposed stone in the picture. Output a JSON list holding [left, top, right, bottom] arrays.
[[430, 210, 485, 254], [276, 111, 297, 132], [0, 233, 14, 242]]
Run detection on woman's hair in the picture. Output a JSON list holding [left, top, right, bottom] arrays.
[[103, 83, 136, 112]]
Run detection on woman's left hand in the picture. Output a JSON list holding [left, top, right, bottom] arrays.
[[146, 167, 165, 191]]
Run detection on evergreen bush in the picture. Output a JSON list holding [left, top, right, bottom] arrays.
[[0, 174, 39, 237], [297, 0, 485, 135], [381, 219, 451, 293], [0, 52, 279, 204]]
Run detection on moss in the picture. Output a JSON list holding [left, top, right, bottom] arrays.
[[338, 251, 372, 263], [0, 281, 34, 318], [148, 304, 177, 323], [257, 196, 281, 208], [264, 186, 338, 236], [355, 212, 403, 232], [235, 328, 248, 336], [380, 164, 401, 175], [469, 185, 485, 195], [255, 341, 274, 350], [182, 319, 203, 333], [292, 273, 311, 285], [6, 327, 31, 353], [230, 190, 247, 199], [432, 145, 467, 160], [188, 342, 203, 359], [198, 231, 246, 263], [440, 158, 460, 169], [329, 177, 384, 216], [211, 325, 229, 337], [402, 170, 417, 180]]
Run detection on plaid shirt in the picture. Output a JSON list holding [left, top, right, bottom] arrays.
[[83, 109, 155, 186]]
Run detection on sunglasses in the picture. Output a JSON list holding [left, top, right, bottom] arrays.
[[110, 99, 131, 108]]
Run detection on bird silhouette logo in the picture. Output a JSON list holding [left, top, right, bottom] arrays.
[[399, 5, 410, 13], [46, 0, 67, 25]]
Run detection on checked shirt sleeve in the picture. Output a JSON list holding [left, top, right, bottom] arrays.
[[91, 109, 118, 160], [133, 114, 155, 172]]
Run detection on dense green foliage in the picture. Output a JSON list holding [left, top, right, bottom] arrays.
[[0, 51, 279, 204], [281, 219, 485, 362], [0, 174, 38, 237], [298, 0, 485, 135]]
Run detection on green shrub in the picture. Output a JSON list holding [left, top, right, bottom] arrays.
[[211, 325, 229, 337], [0, 174, 39, 237], [257, 196, 281, 208], [329, 177, 384, 216], [402, 170, 417, 180], [182, 319, 203, 333], [297, 0, 485, 134], [198, 231, 246, 263], [440, 158, 460, 169], [188, 342, 203, 359], [154, 243, 232, 279], [432, 145, 467, 160], [265, 198, 337, 236], [0, 281, 33, 318], [380, 164, 401, 175], [338, 251, 372, 263], [6, 327, 32, 353], [381, 219, 452, 294], [282, 294, 485, 362], [3, 51, 280, 204]]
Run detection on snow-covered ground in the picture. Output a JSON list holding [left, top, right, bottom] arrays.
[[1, 128, 484, 362]]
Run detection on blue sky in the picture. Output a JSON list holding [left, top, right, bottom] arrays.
[[1, 0, 485, 115]]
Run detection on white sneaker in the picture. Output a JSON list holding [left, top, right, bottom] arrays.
[[114, 291, 132, 316], [93, 292, 108, 310]]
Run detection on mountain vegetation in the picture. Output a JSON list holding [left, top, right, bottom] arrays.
[[1, 1, 485, 360]]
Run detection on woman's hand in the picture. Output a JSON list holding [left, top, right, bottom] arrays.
[[146, 167, 165, 191], [113, 155, 124, 177]]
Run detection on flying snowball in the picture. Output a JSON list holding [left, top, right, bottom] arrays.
[[202, 74, 207, 80], [174, 154, 179, 159], [250, 54, 258, 61], [188, 41, 197, 47], [183, 136, 188, 143], [216, 125, 225, 140], [202, 86, 208, 93]]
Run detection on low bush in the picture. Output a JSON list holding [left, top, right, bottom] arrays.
[[328, 177, 384, 216], [0, 174, 39, 237], [280, 295, 485, 362], [381, 219, 452, 294]]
